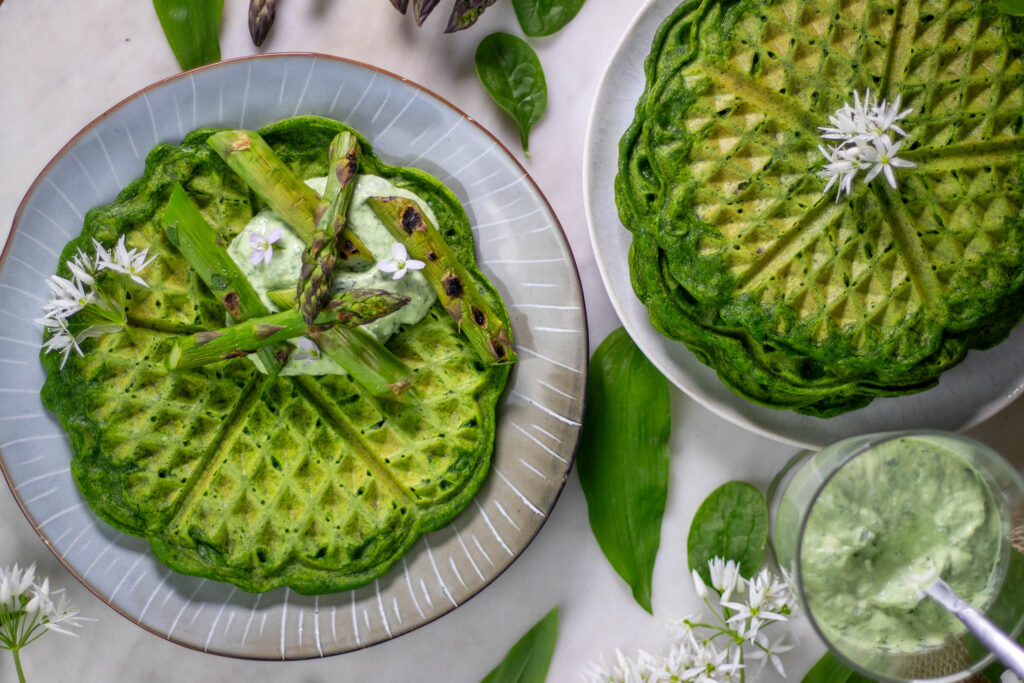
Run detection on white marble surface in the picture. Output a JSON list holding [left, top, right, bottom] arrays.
[[1, 1, 1023, 681]]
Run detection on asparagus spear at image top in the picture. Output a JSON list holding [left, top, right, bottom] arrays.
[[207, 129, 372, 262], [365, 195, 517, 364], [160, 183, 287, 372], [248, 0, 277, 47], [297, 132, 361, 325], [268, 287, 415, 395], [167, 288, 409, 370]]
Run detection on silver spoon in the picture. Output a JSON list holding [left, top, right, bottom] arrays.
[[925, 578, 1024, 680]]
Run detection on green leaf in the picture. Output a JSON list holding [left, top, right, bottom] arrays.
[[802, 652, 855, 683], [997, 0, 1024, 16], [578, 328, 671, 613], [687, 481, 767, 583], [152, 0, 224, 71], [475, 33, 547, 156], [512, 0, 587, 37], [481, 607, 558, 683]]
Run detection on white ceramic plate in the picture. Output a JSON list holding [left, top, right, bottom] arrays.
[[583, 0, 1024, 450], [0, 54, 586, 659]]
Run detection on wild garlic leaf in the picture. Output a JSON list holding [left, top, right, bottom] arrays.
[[512, 0, 587, 37], [152, 0, 224, 71], [687, 481, 767, 584], [802, 651, 856, 683], [481, 607, 558, 683], [578, 328, 671, 614], [475, 33, 547, 157], [997, 0, 1024, 15]]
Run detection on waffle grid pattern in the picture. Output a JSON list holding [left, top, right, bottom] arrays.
[[45, 118, 509, 593], [618, 0, 1024, 413]]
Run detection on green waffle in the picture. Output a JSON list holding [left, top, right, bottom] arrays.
[[41, 116, 511, 594], [617, 0, 1024, 416]]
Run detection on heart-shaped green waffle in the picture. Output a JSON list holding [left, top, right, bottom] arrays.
[[617, 0, 1024, 416], [41, 116, 511, 594]]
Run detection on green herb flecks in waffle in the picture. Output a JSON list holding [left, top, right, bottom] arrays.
[[41, 116, 512, 594], [617, 0, 1024, 415]]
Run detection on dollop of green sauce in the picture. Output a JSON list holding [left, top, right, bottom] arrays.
[[227, 175, 438, 376], [801, 437, 1003, 653]]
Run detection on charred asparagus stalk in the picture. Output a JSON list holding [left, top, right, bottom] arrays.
[[207, 129, 372, 262], [365, 196, 516, 364], [168, 289, 409, 370], [268, 287, 414, 395], [297, 132, 360, 325], [160, 183, 286, 373]]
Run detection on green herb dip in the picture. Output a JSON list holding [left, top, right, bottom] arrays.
[[801, 437, 1003, 653], [227, 175, 437, 376]]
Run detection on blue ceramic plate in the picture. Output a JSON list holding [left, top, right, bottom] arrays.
[[0, 54, 586, 659]]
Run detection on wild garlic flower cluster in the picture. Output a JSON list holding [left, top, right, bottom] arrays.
[[584, 559, 799, 683], [0, 564, 87, 640], [0, 564, 90, 683], [817, 89, 916, 200], [37, 236, 156, 368]]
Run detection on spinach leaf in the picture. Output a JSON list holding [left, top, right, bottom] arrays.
[[153, 0, 223, 71], [475, 33, 547, 157], [997, 0, 1024, 15], [481, 607, 558, 683], [687, 481, 767, 584], [578, 328, 671, 613], [512, 0, 587, 37]]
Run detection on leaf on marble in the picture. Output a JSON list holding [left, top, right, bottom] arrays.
[[152, 0, 223, 71], [474, 33, 547, 157], [481, 607, 558, 683], [577, 328, 671, 614], [512, 0, 587, 37], [687, 481, 767, 584]]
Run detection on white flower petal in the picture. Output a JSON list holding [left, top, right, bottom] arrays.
[[391, 242, 410, 261]]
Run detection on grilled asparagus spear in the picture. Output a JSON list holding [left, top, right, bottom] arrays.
[[297, 132, 360, 325], [207, 129, 372, 262], [268, 287, 415, 395], [168, 289, 409, 370], [161, 183, 286, 373], [366, 195, 516, 364]]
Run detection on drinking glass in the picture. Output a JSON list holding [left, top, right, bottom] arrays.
[[768, 430, 1024, 682]]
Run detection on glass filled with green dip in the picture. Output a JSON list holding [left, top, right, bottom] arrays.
[[770, 431, 1024, 681]]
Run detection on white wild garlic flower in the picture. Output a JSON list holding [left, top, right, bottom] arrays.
[[818, 89, 915, 200], [99, 235, 157, 287], [0, 563, 91, 671], [377, 243, 425, 281], [38, 235, 156, 366], [583, 559, 798, 683]]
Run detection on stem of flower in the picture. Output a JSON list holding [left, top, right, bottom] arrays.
[[10, 647, 25, 683], [704, 596, 729, 627]]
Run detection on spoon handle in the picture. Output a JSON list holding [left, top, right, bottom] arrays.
[[926, 578, 1024, 680]]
